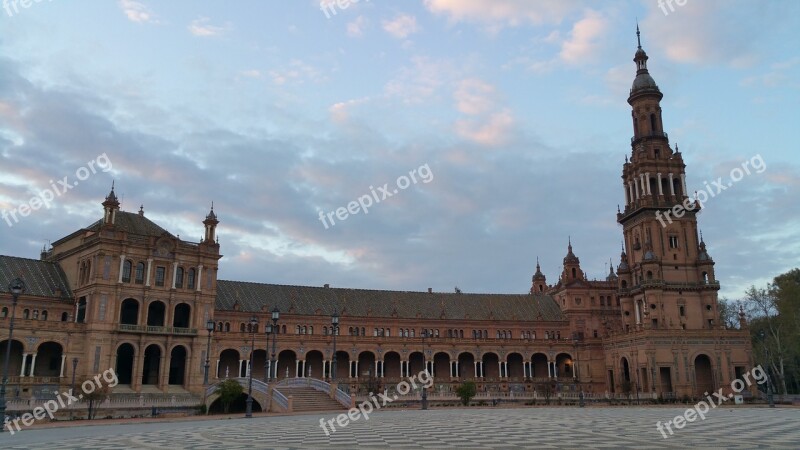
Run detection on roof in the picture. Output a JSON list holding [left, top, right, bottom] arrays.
[[87, 211, 173, 238], [216, 280, 566, 322], [0, 255, 73, 300]]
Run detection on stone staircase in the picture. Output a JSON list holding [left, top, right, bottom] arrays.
[[275, 386, 346, 412]]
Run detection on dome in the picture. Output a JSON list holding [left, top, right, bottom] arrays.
[[632, 72, 659, 92]]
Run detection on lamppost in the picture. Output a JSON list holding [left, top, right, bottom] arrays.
[[245, 316, 258, 418], [204, 319, 214, 386], [269, 307, 280, 381], [69, 358, 78, 420], [421, 329, 429, 410], [759, 330, 775, 408], [264, 323, 272, 383], [331, 308, 339, 381], [1, 278, 25, 431]]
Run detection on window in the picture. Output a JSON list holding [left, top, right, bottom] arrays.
[[679, 305, 685, 316], [1, 307, 7, 318], [225, 322, 231, 332], [217, 322, 223, 332], [323, 326, 328, 336], [593, 330, 598, 338], [135, 262, 145, 284], [187, 268, 196, 289], [122, 260, 132, 283], [669, 236, 679, 249], [23, 309, 29, 319], [175, 267, 184, 288], [41, 310, 47, 321], [155, 266, 166, 287], [33, 310, 39, 320], [61, 312, 68, 322]]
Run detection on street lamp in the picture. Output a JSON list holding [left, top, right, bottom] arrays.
[[759, 330, 775, 408], [1, 278, 25, 431], [69, 358, 78, 420], [264, 323, 272, 383], [331, 308, 339, 381], [270, 307, 280, 382], [204, 319, 214, 386], [245, 316, 258, 418], [421, 329, 429, 410]]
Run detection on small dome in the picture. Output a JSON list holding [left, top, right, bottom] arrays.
[[632, 73, 659, 92]]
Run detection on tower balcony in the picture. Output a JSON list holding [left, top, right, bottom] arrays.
[[631, 131, 668, 144]]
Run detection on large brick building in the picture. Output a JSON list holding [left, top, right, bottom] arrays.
[[0, 34, 753, 413]]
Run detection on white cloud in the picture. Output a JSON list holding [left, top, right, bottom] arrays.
[[347, 15, 369, 37], [455, 109, 514, 147], [559, 10, 608, 64], [382, 14, 419, 39], [424, 0, 584, 27], [118, 0, 158, 24], [188, 17, 230, 37], [454, 79, 496, 116]]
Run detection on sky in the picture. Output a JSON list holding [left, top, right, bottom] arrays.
[[0, 0, 798, 300]]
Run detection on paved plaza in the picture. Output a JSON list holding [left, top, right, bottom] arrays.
[[2, 407, 798, 449]]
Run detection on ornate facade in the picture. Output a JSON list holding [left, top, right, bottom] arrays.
[[0, 33, 753, 412]]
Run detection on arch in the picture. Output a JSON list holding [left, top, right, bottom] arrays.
[[433, 352, 450, 380], [120, 298, 139, 325], [175, 267, 184, 289], [621, 280, 628, 289], [305, 350, 324, 379], [507, 352, 524, 379], [168, 345, 188, 385], [383, 351, 401, 378], [531, 353, 548, 378], [218, 349, 240, 378], [34, 341, 64, 377], [408, 351, 424, 376], [277, 350, 297, 379], [61, 312, 69, 322], [225, 322, 231, 332], [146, 301, 166, 327], [695, 354, 715, 397], [41, 310, 48, 321], [621, 357, 631, 383], [0, 340, 25, 379], [482, 352, 500, 379], [457, 352, 475, 380], [358, 351, 376, 378], [251, 349, 267, 380], [141, 344, 162, 385], [333, 351, 350, 379], [172, 303, 191, 328], [555, 353, 573, 379], [646, 270, 653, 280], [115, 343, 136, 385]]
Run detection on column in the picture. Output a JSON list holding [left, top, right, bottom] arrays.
[[28, 353, 37, 377], [628, 182, 634, 204], [680, 173, 687, 197], [295, 360, 300, 378], [640, 174, 646, 194], [455, 361, 460, 378], [669, 173, 675, 195], [59, 354, 66, 377], [171, 262, 178, 289], [145, 258, 153, 286], [215, 359, 220, 379], [246, 360, 251, 377], [645, 173, 651, 195], [657, 173, 663, 195], [635, 301, 641, 324], [196, 264, 204, 292], [547, 361, 551, 378], [355, 361, 359, 378], [238, 359, 244, 378], [267, 360, 273, 379], [118, 255, 126, 283], [375, 361, 379, 378], [498, 361, 503, 378], [634, 181, 640, 199], [301, 360, 306, 377], [473, 361, 478, 378], [19, 353, 28, 377]]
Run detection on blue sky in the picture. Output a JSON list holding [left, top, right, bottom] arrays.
[[1, 0, 798, 300]]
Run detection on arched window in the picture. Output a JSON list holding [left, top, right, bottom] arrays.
[[217, 322, 223, 332], [650, 113, 657, 133], [23, 309, 29, 319], [61, 312, 69, 322], [411, 329, 415, 337], [297, 325, 302, 334], [175, 267, 184, 288], [571, 268, 577, 278], [240, 323, 246, 332], [41, 311, 48, 321], [225, 322, 231, 332], [187, 268, 196, 289], [122, 260, 132, 283], [646, 271, 653, 280], [281, 325, 286, 334], [1, 307, 7, 318], [135, 262, 145, 284]]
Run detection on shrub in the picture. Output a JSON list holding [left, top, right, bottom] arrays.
[[455, 381, 478, 406]]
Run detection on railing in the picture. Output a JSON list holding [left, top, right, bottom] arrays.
[[118, 324, 197, 335], [5, 376, 63, 385], [335, 388, 351, 408], [272, 389, 289, 411], [205, 377, 268, 397], [631, 131, 668, 143]]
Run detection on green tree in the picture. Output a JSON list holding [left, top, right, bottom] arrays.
[[455, 381, 477, 406], [718, 297, 742, 329], [84, 384, 111, 420], [215, 379, 243, 414]]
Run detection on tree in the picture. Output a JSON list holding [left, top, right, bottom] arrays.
[[455, 381, 477, 406], [718, 297, 741, 329], [215, 379, 243, 414], [84, 384, 111, 420]]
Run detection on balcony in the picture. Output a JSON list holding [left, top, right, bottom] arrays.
[[117, 324, 197, 335], [631, 131, 668, 144]]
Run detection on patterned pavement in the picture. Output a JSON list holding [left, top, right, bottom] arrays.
[[2, 406, 799, 449]]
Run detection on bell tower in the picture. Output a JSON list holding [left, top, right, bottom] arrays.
[[616, 27, 719, 332]]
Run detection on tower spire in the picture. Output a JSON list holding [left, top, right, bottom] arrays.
[[636, 21, 641, 49]]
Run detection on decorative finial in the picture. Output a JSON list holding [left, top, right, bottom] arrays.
[[700, 229, 704, 243], [617, 204, 621, 214], [211, 201, 214, 211], [636, 21, 641, 49], [111, 180, 115, 190]]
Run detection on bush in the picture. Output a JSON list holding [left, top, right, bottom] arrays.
[[455, 381, 478, 406]]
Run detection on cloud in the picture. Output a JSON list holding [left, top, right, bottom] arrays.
[[454, 79, 496, 115], [455, 109, 514, 147], [347, 15, 369, 37], [268, 60, 327, 86], [118, 0, 159, 24], [559, 10, 608, 64], [188, 17, 230, 37], [382, 14, 419, 39]]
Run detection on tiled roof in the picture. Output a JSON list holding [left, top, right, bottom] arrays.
[[0, 255, 73, 300], [86, 211, 173, 238], [216, 280, 566, 322]]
